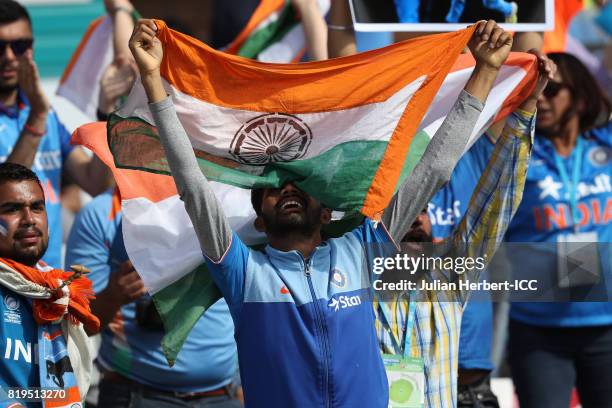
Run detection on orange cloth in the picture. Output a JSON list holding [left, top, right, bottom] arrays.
[[543, 0, 584, 53], [0, 258, 100, 333]]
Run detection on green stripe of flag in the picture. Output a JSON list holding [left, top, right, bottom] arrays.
[[109, 117, 431, 213], [237, 1, 299, 59]]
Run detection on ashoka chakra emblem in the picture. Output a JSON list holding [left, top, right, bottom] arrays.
[[230, 113, 312, 165]]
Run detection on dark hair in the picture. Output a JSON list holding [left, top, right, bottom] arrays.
[[0, 0, 31, 26], [251, 188, 264, 216], [547, 52, 611, 133], [0, 162, 40, 186]]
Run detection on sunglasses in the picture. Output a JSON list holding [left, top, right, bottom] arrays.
[[0, 38, 34, 57], [543, 81, 570, 99]]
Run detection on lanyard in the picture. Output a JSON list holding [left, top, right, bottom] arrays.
[[378, 291, 416, 359], [553, 137, 583, 231]]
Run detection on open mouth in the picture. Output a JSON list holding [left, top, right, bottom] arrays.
[[280, 200, 303, 210], [404, 229, 427, 243], [277, 196, 306, 212]]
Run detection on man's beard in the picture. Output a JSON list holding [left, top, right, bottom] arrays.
[[402, 228, 433, 256], [262, 205, 323, 237], [0, 81, 18, 97], [10, 244, 47, 267], [10, 229, 48, 267]]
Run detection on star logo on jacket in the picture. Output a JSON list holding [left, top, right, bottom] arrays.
[[280, 286, 290, 294], [328, 295, 362, 312], [331, 269, 347, 288], [538, 175, 563, 200], [329, 298, 340, 312]]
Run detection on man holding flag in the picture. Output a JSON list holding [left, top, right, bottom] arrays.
[[126, 17, 514, 407]]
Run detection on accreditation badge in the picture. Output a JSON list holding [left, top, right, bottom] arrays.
[[382, 354, 424, 408], [557, 232, 601, 288]]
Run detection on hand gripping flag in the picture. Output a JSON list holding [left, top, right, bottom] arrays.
[[73, 20, 537, 364]]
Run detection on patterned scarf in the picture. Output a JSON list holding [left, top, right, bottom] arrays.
[[0, 258, 100, 407]]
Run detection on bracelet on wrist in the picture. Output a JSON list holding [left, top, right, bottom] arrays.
[[23, 123, 45, 138], [328, 24, 354, 31], [111, 5, 134, 16]]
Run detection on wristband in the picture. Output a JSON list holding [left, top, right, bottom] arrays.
[[111, 5, 134, 16], [328, 24, 354, 31], [23, 123, 45, 138]]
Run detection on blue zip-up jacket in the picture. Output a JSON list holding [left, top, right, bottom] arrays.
[[207, 221, 392, 407], [147, 91, 484, 407]]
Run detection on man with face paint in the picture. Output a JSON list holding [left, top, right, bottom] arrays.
[[130, 17, 515, 408], [0, 162, 99, 407], [0, 0, 112, 269], [0, 162, 48, 266]]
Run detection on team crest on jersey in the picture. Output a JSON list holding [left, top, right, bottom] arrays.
[[588, 146, 611, 167], [3, 295, 21, 324], [331, 269, 348, 288]]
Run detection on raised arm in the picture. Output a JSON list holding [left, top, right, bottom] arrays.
[[382, 20, 513, 243], [128, 19, 232, 262], [450, 51, 556, 303], [6, 50, 49, 167], [327, 0, 356, 58], [292, 0, 328, 61]]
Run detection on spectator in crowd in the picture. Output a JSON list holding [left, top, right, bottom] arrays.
[[96, 0, 138, 122], [327, 7, 521, 406], [128, 16, 515, 407], [428, 134, 500, 408], [292, 0, 329, 61], [0, 0, 112, 269], [505, 52, 612, 408], [65, 188, 240, 407], [0, 162, 98, 406], [375, 50, 555, 408]]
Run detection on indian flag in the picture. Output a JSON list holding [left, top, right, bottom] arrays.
[[56, 15, 114, 119], [225, 0, 330, 62], [57, 0, 328, 118], [73, 21, 537, 364]]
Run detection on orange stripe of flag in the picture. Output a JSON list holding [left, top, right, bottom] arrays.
[[361, 26, 477, 220], [154, 20, 478, 113], [449, 52, 537, 123], [71, 122, 177, 203]]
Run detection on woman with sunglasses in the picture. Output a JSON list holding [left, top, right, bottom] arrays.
[[503, 52, 612, 408]]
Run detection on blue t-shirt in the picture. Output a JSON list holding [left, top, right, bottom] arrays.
[[0, 93, 73, 269], [506, 122, 612, 327], [429, 134, 495, 371], [0, 285, 39, 398], [65, 190, 238, 392]]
